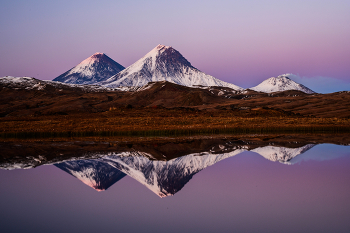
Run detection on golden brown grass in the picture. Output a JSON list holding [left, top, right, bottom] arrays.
[[1, 108, 349, 138]]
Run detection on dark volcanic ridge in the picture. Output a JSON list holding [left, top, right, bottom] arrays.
[[1, 77, 350, 118]]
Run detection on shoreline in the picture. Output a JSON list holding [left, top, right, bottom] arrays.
[[1, 125, 350, 139]]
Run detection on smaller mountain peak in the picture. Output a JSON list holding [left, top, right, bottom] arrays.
[[53, 52, 125, 85], [250, 73, 315, 94]]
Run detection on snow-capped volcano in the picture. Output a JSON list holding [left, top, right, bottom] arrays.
[[53, 53, 125, 85], [99, 44, 243, 90], [250, 74, 315, 94]]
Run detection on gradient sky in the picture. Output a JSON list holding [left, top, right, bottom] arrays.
[[1, 0, 349, 92]]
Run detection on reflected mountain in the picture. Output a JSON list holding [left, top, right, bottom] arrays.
[[251, 144, 316, 164], [55, 160, 126, 191], [52, 143, 313, 197], [1, 136, 349, 197], [100, 149, 245, 197], [53, 145, 246, 196]]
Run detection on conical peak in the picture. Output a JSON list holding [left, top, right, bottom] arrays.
[[148, 44, 175, 56], [251, 73, 315, 94], [78, 52, 107, 65], [148, 44, 190, 64], [137, 44, 191, 68], [102, 44, 243, 90], [90, 52, 105, 58]]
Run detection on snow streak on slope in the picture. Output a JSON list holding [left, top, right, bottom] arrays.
[[0, 76, 115, 92], [53, 53, 125, 85], [250, 74, 315, 94], [99, 44, 243, 90], [252, 144, 316, 164]]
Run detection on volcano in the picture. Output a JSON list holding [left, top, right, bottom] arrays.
[[99, 44, 242, 90], [53, 53, 125, 85], [250, 74, 315, 94]]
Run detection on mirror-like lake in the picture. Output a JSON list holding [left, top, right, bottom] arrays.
[[1, 137, 350, 233]]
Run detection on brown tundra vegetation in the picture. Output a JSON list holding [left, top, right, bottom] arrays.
[[1, 81, 349, 138]]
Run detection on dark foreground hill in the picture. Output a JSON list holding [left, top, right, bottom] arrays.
[[1, 78, 350, 135], [1, 78, 349, 118]]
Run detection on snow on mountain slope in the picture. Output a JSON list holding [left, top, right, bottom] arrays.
[[250, 74, 315, 94], [99, 44, 243, 90], [53, 53, 125, 85], [55, 160, 126, 191], [252, 144, 315, 164], [0, 76, 44, 88], [0, 76, 114, 92]]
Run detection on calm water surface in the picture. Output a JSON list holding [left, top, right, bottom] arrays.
[[0, 142, 350, 233]]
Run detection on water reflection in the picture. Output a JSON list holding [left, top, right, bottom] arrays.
[[251, 144, 315, 164], [2, 137, 348, 197], [56, 149, 244, 197], [55, 160, 126, 191]]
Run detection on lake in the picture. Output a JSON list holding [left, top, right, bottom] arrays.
[[1, 136, 350, 233]]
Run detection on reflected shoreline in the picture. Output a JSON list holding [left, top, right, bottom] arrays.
[[1, 133, 350, 162], [1, 134, 349, 197]]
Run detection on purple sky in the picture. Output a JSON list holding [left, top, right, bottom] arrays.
[[1, 0, 349, 92]]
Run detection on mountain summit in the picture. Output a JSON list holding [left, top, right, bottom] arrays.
[[99, 44, 243, 90], [53, 53, 125, 85], [250, 74, 315, 94]]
